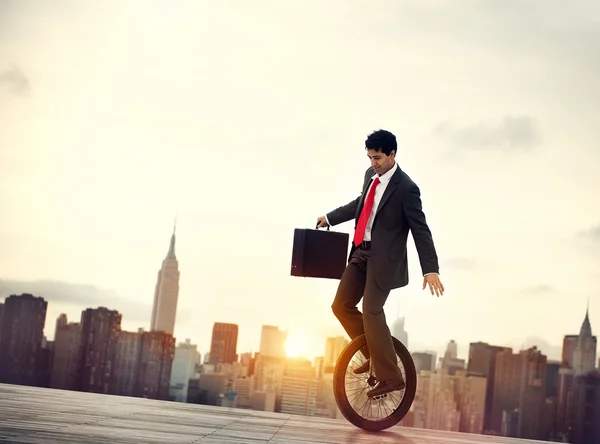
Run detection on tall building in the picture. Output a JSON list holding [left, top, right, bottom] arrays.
[[555, 304, 598, 440], [150, 225, 180, 335], [110, 328, 175, 400], [0, 302, 4, 345], [440, 340, 465, 375], [77, 307, 122, 393], [55, 313, 68, 331], [259, 325, 287, 358], [467, 342, 511, 433], [556, 367, 576, 439], [136, 330, 176, 400], [0, 294, 47, 386], [517, 347, 548, 440], [562, 335, 578, 367], [209, 322, 238, 364], [572, 307, 597, 375], [324, 336, 348, 369], [457, 372, 487, 434], [112, 330, 143, 397], [446, 340, 458, 359], [413, 351, 437, 374], [570, 371, 600, 444], [170, 338, 198, 402], [280, 359, 319, 416], [51, 317, 82, 390], [490, 348, 522, 434]]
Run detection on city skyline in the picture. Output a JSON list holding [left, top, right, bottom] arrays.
[[2, 1, 600, 364], [0, 283, 595, 366], [1, 290, 597, 440], [0, 234, 596, 362]]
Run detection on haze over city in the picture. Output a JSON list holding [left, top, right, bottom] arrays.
[[2, 0, 600, 361]]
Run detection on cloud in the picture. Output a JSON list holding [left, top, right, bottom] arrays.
[[505, 336, 562, 362], [434, 116, 540, 150], [0, 65, 30, 95], [0, 279, 150, 324], [578, 224, 600, 241], [521, 284, 556, 295]]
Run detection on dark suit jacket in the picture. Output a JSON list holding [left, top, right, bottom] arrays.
[[326, 164, 439, 291]]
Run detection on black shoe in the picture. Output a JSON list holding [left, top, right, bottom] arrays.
[[353, 359, 370, 375], [366, 378, 406, 398]]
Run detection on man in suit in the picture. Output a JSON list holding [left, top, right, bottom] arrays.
[[316, 129, 444, 398]]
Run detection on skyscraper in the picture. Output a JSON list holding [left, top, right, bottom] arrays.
[[170, 338, 198, 402], [259, 325, 287, 358], [150, 224, 180, 335], [77, 307, 122, 394], [467, 341, 511, 433], [572, 306, 597, 375], [209, 322, 238, 365], [136, 330, 176, 400], [324, 336, 348, 369], [0, 294, 47, 386], [51, 316, 82, 391], [518, 347, 548, 440]]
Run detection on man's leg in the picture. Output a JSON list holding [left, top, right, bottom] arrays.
[[362, 256, 403, 383], [331, 248, 367, 342]]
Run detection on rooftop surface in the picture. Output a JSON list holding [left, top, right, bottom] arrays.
[[0, 384, 545, 444]]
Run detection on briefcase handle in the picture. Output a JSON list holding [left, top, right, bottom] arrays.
[[315, 224, 330, 231]]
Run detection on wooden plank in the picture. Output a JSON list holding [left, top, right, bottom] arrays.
[[0, 384, 542, 444]]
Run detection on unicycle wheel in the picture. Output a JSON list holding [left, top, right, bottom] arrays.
[[332, 334, 417, 432]]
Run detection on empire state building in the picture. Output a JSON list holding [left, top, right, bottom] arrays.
[[150, 226, 180, 335]]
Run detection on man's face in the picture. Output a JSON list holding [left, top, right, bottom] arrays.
[[367, 148, 395, 176]]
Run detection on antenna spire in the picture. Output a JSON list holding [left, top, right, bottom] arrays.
[[167, 216, 177, 259]]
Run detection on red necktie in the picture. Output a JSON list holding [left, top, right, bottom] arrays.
[[353, 177, 380, 246]]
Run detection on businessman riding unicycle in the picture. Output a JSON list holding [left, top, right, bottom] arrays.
[[316, 129, 444, 431]]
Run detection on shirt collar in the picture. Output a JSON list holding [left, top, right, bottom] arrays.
[[371, 162, 398, 185]]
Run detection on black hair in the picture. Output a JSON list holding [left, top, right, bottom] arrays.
[[365, 129, 397, 156]]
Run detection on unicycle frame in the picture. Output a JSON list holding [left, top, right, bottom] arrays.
[[332, 334, 417, 432]]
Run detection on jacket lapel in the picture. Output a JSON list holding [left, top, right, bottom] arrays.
[[355, 177, 374, 219], [375, 167, 402, 217]]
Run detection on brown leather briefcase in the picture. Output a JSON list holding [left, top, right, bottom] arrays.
[[290, 227, 349, 280]]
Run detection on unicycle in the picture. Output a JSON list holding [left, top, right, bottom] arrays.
[[332, 334, 417, 432]]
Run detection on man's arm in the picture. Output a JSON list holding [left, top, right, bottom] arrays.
[[403, 183, 439, 275], [326, 197, 360, 226], [322, 167, 374, 227]]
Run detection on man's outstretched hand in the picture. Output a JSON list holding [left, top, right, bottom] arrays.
[[423, 274, 444, 297]]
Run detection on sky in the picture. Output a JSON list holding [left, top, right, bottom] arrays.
[[1, 1, 599, 362]]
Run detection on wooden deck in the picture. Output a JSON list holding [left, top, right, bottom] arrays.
[[0, 384, 545, 443]]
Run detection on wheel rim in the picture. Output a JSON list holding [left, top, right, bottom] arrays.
[[343, 348, 407, 422]]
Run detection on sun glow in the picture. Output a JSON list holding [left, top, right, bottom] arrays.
[[285, 332, 309, 358]]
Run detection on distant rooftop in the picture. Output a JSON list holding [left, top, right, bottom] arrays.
[[0, 384, 546, 443]]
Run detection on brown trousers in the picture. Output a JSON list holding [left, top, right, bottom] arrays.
[[331, 246, 402, 382]]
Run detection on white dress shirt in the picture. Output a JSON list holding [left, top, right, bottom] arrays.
[[361, 163, 398, 242]]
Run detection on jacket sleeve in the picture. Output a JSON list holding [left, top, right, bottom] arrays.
[[326, 167, 373, 226], [326, 197, 361, 226], [403, 184, 440, 275]]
